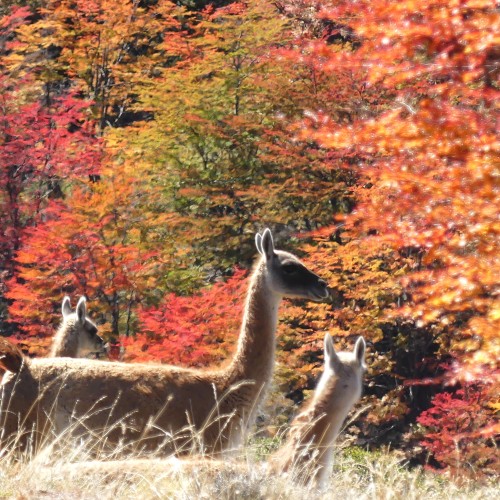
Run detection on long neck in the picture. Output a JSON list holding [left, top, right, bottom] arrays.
[[288, 375, 344, 455], [275, 372, 359, 484], [226, 259, 281, 389], [50, 321, 78, 357]]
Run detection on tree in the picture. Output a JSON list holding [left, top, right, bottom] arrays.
[[4, 0, 188, 129], [0, 75, 101, 334], [294, 0, 499, 469], [130, 1, 292, 266], [6, 162, 163, 352], [303, 0, 499, 374], [119, 0, 384, 287]]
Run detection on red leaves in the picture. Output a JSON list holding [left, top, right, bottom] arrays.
[[0, 71, 101, 292], [417, 383, 499, 476], [126, 268, 247, 367], [0, 5, 30, 33]]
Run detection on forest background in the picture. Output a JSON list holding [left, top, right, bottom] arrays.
[[0, 0, 498, 478]]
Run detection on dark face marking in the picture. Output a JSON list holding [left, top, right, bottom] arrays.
[[83, 320, 104, 351], [279, 261, 329, 300], [262, 244, 329, 301], [281, 262, 302, 275]]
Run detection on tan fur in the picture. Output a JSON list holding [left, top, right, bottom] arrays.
[[0, 229, 328, 455], [270, 334, 366, 488], [40, 336, 365, 487], [50, 296, 104, 358]]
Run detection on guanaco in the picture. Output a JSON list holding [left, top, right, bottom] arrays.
[[270, 333, 366, 488], [50, 296, 104, 358], [0, 229, 328, 455]]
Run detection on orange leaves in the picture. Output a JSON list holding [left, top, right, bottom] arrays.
[[296, 6, 499, 445], [307, 85, 498, 364], [281, 1, 499, 461], [6, 161, 165, 341], [322, 0, 500, 98]]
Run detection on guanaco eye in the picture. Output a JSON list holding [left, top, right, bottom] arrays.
[[88, 325, 98, 336], [282, 263, 300, 274]]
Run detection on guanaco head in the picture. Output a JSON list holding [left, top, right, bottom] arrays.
[[61, 296, 105, 357], [318, 333, 366, 411], [0, 337, 24, 374], [255, 229, 329, 301]]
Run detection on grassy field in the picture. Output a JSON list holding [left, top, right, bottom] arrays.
[[0, 381, 496, 499], [0, 435, 496, 500]]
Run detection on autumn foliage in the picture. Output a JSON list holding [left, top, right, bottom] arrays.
[[417, 382, 499, 477], [125, 268, 246, 367], [0, 0, 498, 476]]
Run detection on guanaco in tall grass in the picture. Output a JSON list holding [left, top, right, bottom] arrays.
[[50, 296, 104, 358], [39, 334, 366, 488], [0, 229, 328, 455], [270, 333, 366, 488]]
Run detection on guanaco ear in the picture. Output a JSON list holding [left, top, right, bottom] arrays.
[[354, 336, 366, 369], [62, 296, 72, 318], [324, 333, 341, 370], [260, 228, 275, 261], [76, 296, 87, 324], [255, 232, 264, 255]]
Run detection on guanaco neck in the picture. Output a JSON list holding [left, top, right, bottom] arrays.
[[289, 375, 343, 453], [226, 258, 281, 390]]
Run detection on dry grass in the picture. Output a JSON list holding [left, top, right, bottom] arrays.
[[0, 431, 497, 500], [0, 382, 496, 499]]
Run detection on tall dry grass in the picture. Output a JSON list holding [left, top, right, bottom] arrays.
[[1, 378, 496, 499], [0, 423, 496, 500]]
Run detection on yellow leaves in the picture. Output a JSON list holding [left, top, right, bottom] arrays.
[[487, 401, 500, 412], [422, 309, 441, 323], [96, 321, 113, 338], [471, 348, 499, 368], [429, 289, 469, 309], [488, 306, 500, 322]]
